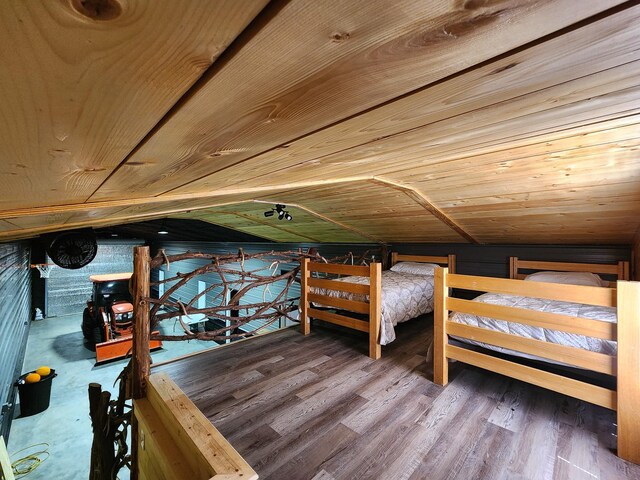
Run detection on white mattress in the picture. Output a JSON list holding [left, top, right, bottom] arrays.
[[311, 270, 435, 345], [449, 293, 617, 365]]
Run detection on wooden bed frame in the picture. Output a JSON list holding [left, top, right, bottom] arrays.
[[433, 258, 640, 464], [300, 252, 455, 360]]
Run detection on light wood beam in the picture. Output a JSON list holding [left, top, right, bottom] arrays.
[[372, 178, 479, 244]]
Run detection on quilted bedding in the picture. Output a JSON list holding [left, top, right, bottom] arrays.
[[449, 293, 617, 364], [312, 270, 435, 345]]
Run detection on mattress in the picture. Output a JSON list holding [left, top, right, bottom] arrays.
[[312, 270, 435, 345], [449, 293, 617, 365]]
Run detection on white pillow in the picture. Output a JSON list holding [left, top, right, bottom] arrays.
[[523, 271, 606, 287], [389, 262, 440, 276]]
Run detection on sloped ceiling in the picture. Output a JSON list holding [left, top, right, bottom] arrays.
[[0, 0, 638, 245]]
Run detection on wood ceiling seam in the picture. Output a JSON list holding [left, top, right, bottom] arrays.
[[371, 178, 479, 245], [83, 0, 279, 202], [184, 7, 637, 193], [0, 1, 270, 210], [289, 70, 640, 185], [161, 0, 636, 196], [348, 109, 640, 186], [440, 179, 640, 204], [0, 177, 370, 220], [389, 125, 640, 180], [93, 0, 625, 199], [396, 116, 640, 176]]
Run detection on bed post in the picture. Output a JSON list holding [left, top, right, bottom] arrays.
[[448, 254, 456, 274], [369, 262, 382, 359], [617, 280, 640, 464], [618, 261, 630, 281], [509, 256, 518, 279], [391, 251, 398, 267], [434, 267, 449, 385], [300, 257, 311, 335]]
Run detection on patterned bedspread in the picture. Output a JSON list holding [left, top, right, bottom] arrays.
[[312, 271, 434, 345], [449, 293, 617, 363]]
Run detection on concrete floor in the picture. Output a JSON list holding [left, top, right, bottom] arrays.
[[7, 313, 217, 479]]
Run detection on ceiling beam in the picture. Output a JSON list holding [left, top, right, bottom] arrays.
[[372, 178, 480, 244]]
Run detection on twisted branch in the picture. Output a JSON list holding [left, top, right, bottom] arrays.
[[146, 248, 381, 343]]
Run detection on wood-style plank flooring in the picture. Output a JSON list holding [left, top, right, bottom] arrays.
[[155, 318, 640, 480]]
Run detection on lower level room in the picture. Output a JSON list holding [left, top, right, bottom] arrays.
[[1, 233, 639, 479]]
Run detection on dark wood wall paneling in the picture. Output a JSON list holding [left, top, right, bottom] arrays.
[[392, 243, 632, 277], [392, 243, 631, 299], [0, 242, 31, 440]]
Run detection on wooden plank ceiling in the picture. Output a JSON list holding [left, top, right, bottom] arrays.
[[0, 0, 638, 245]]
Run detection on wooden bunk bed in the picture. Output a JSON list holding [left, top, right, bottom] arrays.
[[433, 258, 640, 464], [300, 252, 455, 359]]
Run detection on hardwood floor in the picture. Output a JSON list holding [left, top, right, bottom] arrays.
[[155, 318, 640, 480]]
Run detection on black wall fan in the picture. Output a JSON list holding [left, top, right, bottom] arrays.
[[46, 229, 98, 269]]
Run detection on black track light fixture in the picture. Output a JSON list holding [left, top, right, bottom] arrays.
[[264, 204, 293, 221]]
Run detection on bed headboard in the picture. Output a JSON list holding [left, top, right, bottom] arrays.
[[509, 257, 630, 282], [390, 253, 456, 274]]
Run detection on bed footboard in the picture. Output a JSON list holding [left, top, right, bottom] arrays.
[[433, 266, 640, 465], [300, 258, 382, 359]]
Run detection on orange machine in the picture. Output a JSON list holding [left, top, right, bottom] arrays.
[[82, 273, 162, 362]]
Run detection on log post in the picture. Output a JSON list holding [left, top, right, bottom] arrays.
[[88, 383, 114, 480], [131, 245, 151, 400], [434, 267, 449, 385], [131, 246, 151, 480]]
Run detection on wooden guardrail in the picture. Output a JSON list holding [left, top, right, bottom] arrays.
[[134, 373, 257, 480]]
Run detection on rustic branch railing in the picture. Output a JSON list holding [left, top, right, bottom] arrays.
[[90, 245, 380, 480]]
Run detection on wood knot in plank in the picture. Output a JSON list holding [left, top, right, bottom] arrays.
[[331, 31, 351, 43], [71, 0, 122, 21]]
